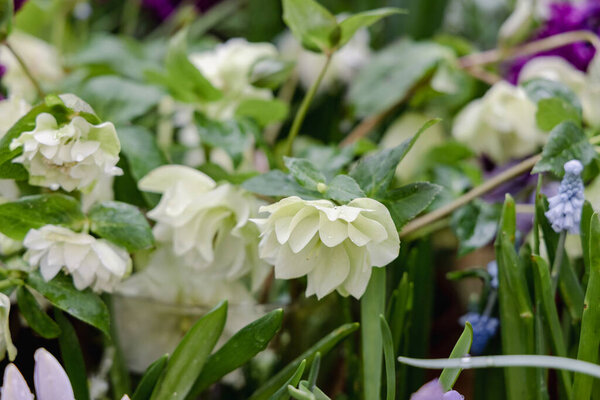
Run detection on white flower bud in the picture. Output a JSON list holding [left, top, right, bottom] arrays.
[[23, 225, 131, 293], [139, 165, 270, 289], [0, 294, 16, 362], [452, 81, 546, 163], [10, 112, 123, 192], [253, 196, 400, 299]]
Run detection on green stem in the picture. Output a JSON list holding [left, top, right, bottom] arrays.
[[121, 0, 141, 36], [361, 268, 386, 400], [3, 41, 45, 99], [283, 53, 332, 157], [551, 230, 567, 296]]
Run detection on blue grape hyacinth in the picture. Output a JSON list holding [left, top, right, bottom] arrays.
[[460, 312, 500, 355], [545, 160, 585, 234]]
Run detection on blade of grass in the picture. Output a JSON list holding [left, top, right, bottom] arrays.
[[380, 315, 396, 400]]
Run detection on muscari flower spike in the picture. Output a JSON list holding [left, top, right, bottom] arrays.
[[410, 379, 464, 400], [545, 160, 585, 234], [460, 312, 500, 355]]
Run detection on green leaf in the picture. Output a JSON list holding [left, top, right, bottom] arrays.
[[380, 315, 396, 400], [350, 119, 440, 197], [324, 174, 366, 203], [439, 322, 473, 391], [451, 200, 502, 256], [150, 301, 227, 400], [0, 194, 85, 241], [307, 353, 321, 391], [132, 355, 168, 400], [249, 322, 359, 400], [532, 121, 596, 177], [573, 213, 600, 399], [242, 170, 322, 199], [195, 116, 258, 168], [581, 201, 594, 282], [523, 78, 582, 113], [16, 286, 61, 339], [117, 125, 166, 177], [383, 182, 442, 229], [78, 76, 164, 125], [282, 0, 339, 53], [348, 40, 451, 117], [186, 309, 283, 398], [536, 97, 581, 132], [54, 310, 91, 400], [249, 57, 295, 89], [26, 272, 110, 335], [387, 273, 412, 353], [235, 98, 289, 126], [338, 8, 404, 48], [285, 157, 326, 191], [531, 255, 573, 398], [0, 161, 27, 180], [272, 360, 307, 400], [197, 162, 258, 185], [88, 201, 154, 252], [361, 269, 386, 400]]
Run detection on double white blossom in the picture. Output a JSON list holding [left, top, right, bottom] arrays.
[[23, 225, 131, 293], [253, 196, 400, 299], [10, 112, 123, 192], [452, 81, 546, 163], [1, 347, 130, 400], [189, 38, 277, 120], [139, 165, 269, 288]]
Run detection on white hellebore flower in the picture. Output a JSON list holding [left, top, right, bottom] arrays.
[[9, 113, 123, 192], [189, 38, 277, 120], [253, 196, 399, 299], [1, 347, 130, 400], [139, 165, 269, 288], [452, 81, 546, 164], [23, 225, 131, 293], [0, 31, 64, 102]]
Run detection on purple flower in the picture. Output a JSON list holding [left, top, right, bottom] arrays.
[[411, 379, 464, 400], [142, 0, 221, 20], [506, 0, 600, 83], [545, 160, 585, 233], [14, 0, 27, 11]]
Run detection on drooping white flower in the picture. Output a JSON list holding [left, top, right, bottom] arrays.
[[278, 27, 371, 92], [115, 246, 262, 373], [0, 31, 64, 102], [23, 225, 131, 293], [518, 55, 600, 127], [139, 165, 270, 289], [0, 293, 16, 362], [189, 38, 277, 120], [452, 81, 546, 163], [9, 112, 123, 192], [1, 347, 131, 400], [253, 196, 400, 299]]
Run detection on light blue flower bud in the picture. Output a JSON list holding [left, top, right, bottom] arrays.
[[545, 160, 585, 234], [459, 312, 499, 355]]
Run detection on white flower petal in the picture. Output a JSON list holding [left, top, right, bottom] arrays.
[[2, 364, 34, 400], [34, 348, 75, 400], [307, 245, 350, 299], [274, 239, 319, 279], [318, 214, 348, 247], [138, 165, 215, 194]]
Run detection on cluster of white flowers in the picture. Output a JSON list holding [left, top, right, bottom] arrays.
[[23, 225, 131, 293], [10, 112, 123, 192], [1, 347, 130, 400], [253, 196, 399, 299], [0, 31, 64, 102], [139, 165, 269, 288], [189, 38, 278, 120], [452, 81, 546, 163]]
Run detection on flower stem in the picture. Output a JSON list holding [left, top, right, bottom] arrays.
[[3, 41, 45, 99], [121, 0, 141, 36], [551, 230, 567, 296], [283, 53, 332, 157], [400, 154, 541, 238]]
